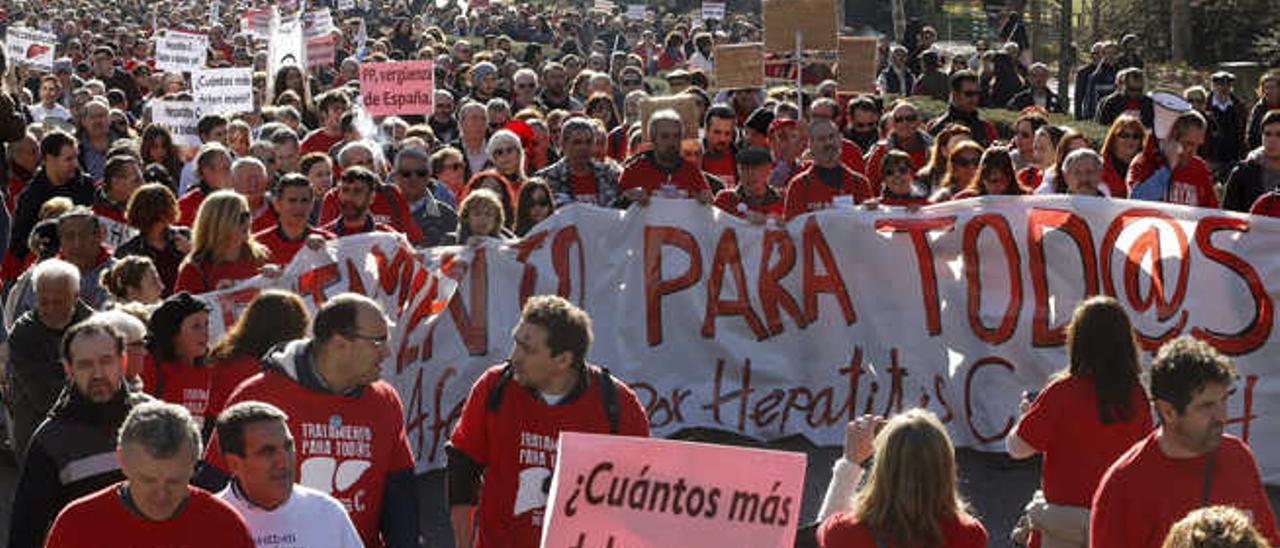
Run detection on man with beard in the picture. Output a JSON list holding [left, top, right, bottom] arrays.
[[843, 96, 882, 153], [1091, 336, 1280, 547], [8, 319, 151, 548], [321, 167, 397, 237], [783, 120, 873, 219], [809, 98, 866, 175], [1096, 67, 1154, 128], [536, 62, 582, 113], [701, 105, 739, 187], [619, 110, 711, 204]]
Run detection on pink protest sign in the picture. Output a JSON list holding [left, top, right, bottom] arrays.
[[358, 61, 434, 116], [541, 432, 807, 548]]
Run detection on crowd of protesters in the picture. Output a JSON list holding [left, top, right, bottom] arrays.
[[0, 0, 1273, 546]]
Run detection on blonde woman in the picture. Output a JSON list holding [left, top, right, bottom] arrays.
[[486, 129, 527, 186], [174, 190, 272, 293], [818, 409, 987, 547], [445, 188, 512, 245]]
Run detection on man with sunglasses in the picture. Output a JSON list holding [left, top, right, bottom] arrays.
[[843, 96, 882, 153], [394, 147, 457, 247], [927, 70, 998, 146], [200, 294, 420, 548], [8, 318, 152, 548]]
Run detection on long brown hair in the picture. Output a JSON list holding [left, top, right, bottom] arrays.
[[940, 141, 983, 193], [210, 290, 310, 360], [1099, 115, 1144, 176], [853, 409, 971, 546], [1062, 295, 1143, 424], [964, 145, 1025, 196], [1050, 129, 1088, 193]]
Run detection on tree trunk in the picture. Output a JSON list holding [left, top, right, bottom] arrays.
[[1090, 0, 1101, 43], [1170, 0, 1191, 63], [1057, 0, 1071, 103], [1030, 0, 1041, 61]]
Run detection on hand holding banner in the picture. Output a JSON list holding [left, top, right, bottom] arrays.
[[714, 43, 764, 90], [541, 433, 807, 548]]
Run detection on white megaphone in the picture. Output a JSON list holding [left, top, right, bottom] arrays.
[[1151, 91, 1192, 140]]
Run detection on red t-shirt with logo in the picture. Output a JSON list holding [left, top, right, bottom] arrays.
[[45, 485, 255, 548], [204, 370, 415, 548], [174, 255, 265, 294], [318, 184, 425, 244], [255, 225, 336, 266], [568, 171, 599, 204], [449, 365, 650, 548], [1126, 148, 1219, 208], [782, 165, 874, 219], [142, 355, 214, 429], [1091, 433, 1280, 548], [619, 154, 709, 198]]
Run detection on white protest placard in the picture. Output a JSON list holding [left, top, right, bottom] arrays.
[[156, 30, 209, 73], [306, 34, 338, 69], [336, 0, 355, 10], [279, 0, 300, 14], [193, 68, 254, 115], [99, 216, 140, 250], [268, 8, 305, 72], [702, 1, 725, 20], [593, 0, 616, 12], [151, 100, 202, 146], [302, 8, 334, 40], [625, 4, 647, 20], [359, 61, 434, 116], [240, 9, 272, 40], [5, 27, 56, 71], [542, 433, 807, 547], [209, 1, 221, 25]]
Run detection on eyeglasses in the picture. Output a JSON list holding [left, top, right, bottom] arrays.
[[894, 114, 919, 123], [343, 331, 389, 347], [952, 156, 980, 167], [399, 169, 430, 178], [1118, 131, 1144, 140]]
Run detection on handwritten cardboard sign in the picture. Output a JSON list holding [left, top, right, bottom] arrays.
[[763, 0, 838, 52], [639, 95, 701, 140], [837, 36, 879, 93], [193, 68, 254, 115], [714, 43, 764, 90], [541, 433, 807, 548], [359, 61, 435, 116]]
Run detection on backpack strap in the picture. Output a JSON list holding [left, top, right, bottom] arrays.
[[596, 366, 620, 434], [485, 362, 515, 411]]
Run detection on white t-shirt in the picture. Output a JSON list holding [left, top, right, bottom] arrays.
[[218, 483, 363, 548]]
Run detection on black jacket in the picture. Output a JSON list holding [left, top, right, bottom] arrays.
[[10, 168, 96, 261], [1222, 149, 1276, 212], [7, 387, 150, 548], [1208, 93, 1247, 165], [1095, 92, 1155, 129], [1246, 100, 1279, 151], [7, 302, 94, 456], [1008, 88, 1065, 114]]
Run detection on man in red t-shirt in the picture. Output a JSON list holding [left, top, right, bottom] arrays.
[[448, 296, 650, 548], [178, 144, 234, 227], [702, 105, 739, 187], [809, 97, 866, 176], [321, 166, 401, 238], [255, 174, 333, 266], [1127, 111, 1218, 208], [199, 294, 419, 548], [713, 147, 784, 220], [619, 109, 712, 204], [300, 89, 351, 155], [1091, 336, 1280, 548], [45, 401, 255, 548], [783, 119, 874, 219]]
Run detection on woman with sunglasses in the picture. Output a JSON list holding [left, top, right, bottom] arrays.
[[864, 102, 932, 189], [915, 124, 972, 193], [175, 190, 272, 294], [930, 140, 983, 203], [875, 150, 931, 206], [486, 129, 528, 188], [954, 146, 1027, 200], [1098, 115, 1146, 198], [514, 179, 556, 237]]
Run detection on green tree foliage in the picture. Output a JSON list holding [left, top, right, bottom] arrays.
[[1089, 0, 1274, 66]]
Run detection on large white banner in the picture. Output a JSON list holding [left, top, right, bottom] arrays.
[[268, 8, 305, 71], [199, 197, 1280, 480]]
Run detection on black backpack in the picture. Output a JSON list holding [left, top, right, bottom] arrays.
[[484, 362, 620, 434]]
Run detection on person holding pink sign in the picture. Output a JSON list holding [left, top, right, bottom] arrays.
[[446, 295, 650, 548], [816, 410, 988, 548]]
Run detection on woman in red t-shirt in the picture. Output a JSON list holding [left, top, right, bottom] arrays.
[[817, 410, 988, 548], [205, 289, 311, 419], [1098, 115, 1145, 198], [1006, 296, 1154, 548], [143, 292, 214, 434], [175, 190, 271, 294]]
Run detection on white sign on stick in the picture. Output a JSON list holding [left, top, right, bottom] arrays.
[[156, 30, 210, 72], [193, 68, 254, 115], [151, 100, 202, 146], [5, 27, 56, 71]]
